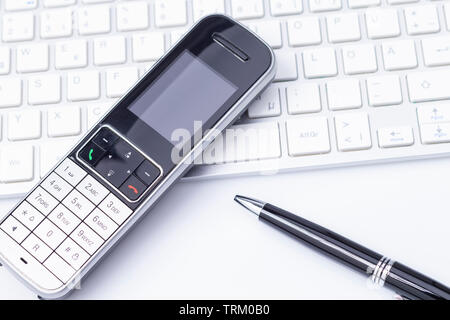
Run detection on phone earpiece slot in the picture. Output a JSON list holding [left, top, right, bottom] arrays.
[[212, 33, 249, 62]]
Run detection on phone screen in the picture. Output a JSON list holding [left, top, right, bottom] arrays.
[[128, 50, 238, 141]]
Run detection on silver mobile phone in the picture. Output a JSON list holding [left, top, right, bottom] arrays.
[[0, 15, 275, 299]]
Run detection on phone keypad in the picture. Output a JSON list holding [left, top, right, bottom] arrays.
[[0, 158, 138, 284]]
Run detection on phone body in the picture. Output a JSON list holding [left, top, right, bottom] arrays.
[[0, 15, 275, 299]]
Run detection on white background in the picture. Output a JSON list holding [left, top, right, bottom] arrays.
[[0, 157, 449, 299]]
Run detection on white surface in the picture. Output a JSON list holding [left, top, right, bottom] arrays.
[[1, 157, 449, 300]]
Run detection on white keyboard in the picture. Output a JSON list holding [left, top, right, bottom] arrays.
[[1, 0, 450, 197]]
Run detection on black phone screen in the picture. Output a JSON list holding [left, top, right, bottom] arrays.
[[128, 50, 237, 141]]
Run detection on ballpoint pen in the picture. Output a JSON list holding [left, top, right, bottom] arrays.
[[234, 195, 450, 300]]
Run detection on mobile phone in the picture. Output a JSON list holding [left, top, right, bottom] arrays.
[[0, 15, 275, 299]]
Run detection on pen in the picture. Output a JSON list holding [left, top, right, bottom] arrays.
[[234, 195, 450, 300]]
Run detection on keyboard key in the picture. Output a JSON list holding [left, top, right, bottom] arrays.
[[203, 123, 281, 164], [309, 0, 342, 12], [56, 238, 90, 270], [303, 48, 337, 78], [132, 33, 165, 62], [0, 145, 34, 183], [16, 44, 49, 73], [367, 75, 403, 106], [116, 1, 149, 32], [420, 123, 450, 144], [270, 0, 303, 16], [55, 40, 88, 69], [77, 175, 109, 205], [48, 204, 81, 235], [2, 12, 34, 42], [0, 47, 11, 75], [44, 0, 77, 8], [41, 172, 73, 201], [248, 87, 281, 119], [34, 219, 66, 253], [5, 0, 38, 11], [342, 44, 377, 75], [193, 0, 225, 22], [40, 141, 76, 178], [28, 74, 61, 105], [0, 216, 30, 243], [94, 36, 126, 66], [40, 8, 73, 39], [231, 0, 264, 20], [287, 83, 322, 114], [67, 70, 100, 101], [404, 5, 440, 35], [71, 223, 103, 255], [55, 158, 87, 187], [378, 126, 414, 148], [62, 189, 95, 220], [274, 51, 298, 82], [445, 4, 450, 31], [106, 67, 139, 98], [335, 113, 372, 151], [7, 110, 41, 141], [154, 0, 188, 27], [247, 21, 283, 49], [170, 29, 188, 46], [348, 0, 380, 8], [22, 234, 52, 263], [27, 187, 59, 216], [422, 36, 450, 67], [77, 5, 111, 35], [85, 208, 118, 240], [407, 70, 450, 103], [365, 9, 400, 39], [326, 13, 361, 43], [87, 103, 112, 129], [388, 0, 418, 3], [382, 40, 417, 71], [99, 193, 133, 225], [12, 201, 45, 230], [0, 78, 22, 108], [48, 106, 81, 138], [43, 253, 75, 283], [287, 17, 322, 47], [286, 117, 331, 156], [326, 79, 362, 110], [417, 104, 450, 125]]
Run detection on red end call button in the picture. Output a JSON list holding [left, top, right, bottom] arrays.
[[119, 175, 146, 201]]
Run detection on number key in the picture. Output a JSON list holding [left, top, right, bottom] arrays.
[[12, 201, 45, 230], [62, 189, 95, 220], [26, 187, 59, 216], [22, 234, 52, 263], [76, 175, 109, 205], [41, 172, 73, 201], [56, 238, 90, 270], [34, 219, 66, 250], [55, 158, 87, 187]]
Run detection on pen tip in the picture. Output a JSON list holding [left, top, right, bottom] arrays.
[[233, 195, 265, 216]]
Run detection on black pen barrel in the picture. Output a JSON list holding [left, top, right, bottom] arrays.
[[384, 262, 450, 300], [260, 203, 382, 274]]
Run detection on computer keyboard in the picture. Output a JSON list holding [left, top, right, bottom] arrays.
[[1, 0, 450, 197]]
